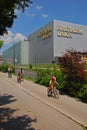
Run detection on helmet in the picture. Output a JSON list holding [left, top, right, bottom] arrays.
[[52, 76, 56, 81]]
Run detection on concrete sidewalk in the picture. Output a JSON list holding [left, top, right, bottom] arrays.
[[0, 72, 87, 128]]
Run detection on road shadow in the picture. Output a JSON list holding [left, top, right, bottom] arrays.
[[0, 94, 37, 130], [0, 107, 37, 130], [0, 94, 17, 106]]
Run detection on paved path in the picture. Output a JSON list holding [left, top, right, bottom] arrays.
[[0, 72, 87, 128]]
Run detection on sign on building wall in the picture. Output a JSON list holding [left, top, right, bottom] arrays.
[[37, 27, 52, 40], [57, 26, 83, 38]]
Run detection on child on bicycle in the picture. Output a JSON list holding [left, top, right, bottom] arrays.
[[17, 70, 21, 83], [48, 76, 59, 96]]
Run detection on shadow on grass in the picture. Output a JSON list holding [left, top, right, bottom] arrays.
[[0, 94, 37, 130]]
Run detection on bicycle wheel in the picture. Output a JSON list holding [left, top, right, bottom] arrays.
[[54, 88, 59, 99]]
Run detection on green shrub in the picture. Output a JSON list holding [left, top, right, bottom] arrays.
[[35, 67, 64, 89], [84, 70, 87, 83], [35, 69, 52, 87], [77, 84, 87, 103], [0, 64, 8, 72], [62, 80, 83, 96], [0, 64, 15, 73], [29, 64, 33, 69]]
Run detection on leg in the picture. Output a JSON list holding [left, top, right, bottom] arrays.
[[53, 87, 59, 99], [47, 87, 52, 96]]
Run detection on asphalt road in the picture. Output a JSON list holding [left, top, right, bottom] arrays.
[[0, 72, 87, 130]]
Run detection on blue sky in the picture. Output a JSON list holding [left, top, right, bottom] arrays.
[[1, 0, 87, 52]]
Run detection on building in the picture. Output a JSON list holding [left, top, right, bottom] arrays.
[[28, 20, 87, 64], [3, 20, 87, 65], [3, 40, 29, 65]]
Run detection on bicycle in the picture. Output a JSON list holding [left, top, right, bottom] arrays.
[[17, 75, 21, 83], [47, 87, 59, 99]]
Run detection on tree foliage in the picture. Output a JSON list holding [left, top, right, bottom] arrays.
[[0, 40, 4, 49], [0, 0, 32, 35], [59, 49, 86, 96]]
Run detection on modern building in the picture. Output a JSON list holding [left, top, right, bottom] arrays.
[[3, 40, 29, 65], [3, 20, 87, 65], [28, 20, 87, 64]]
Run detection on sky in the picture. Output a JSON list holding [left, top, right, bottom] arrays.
[[0, 0, 87, 53]]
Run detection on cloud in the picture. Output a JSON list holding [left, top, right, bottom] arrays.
[[26, 12, 35, 17], [0, 31, 26, 52], [0, 31, 26, 44], [36, 5, 43, 11], [14, 33, 26, 42], [41, 14, 48, 18], [26, 5, 43, 17]]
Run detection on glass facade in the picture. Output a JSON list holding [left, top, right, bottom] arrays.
[[3, 40, 29, 65]]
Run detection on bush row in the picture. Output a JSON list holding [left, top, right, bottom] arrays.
[[0, 64, 15, 73], [35, 67, 87, 103]]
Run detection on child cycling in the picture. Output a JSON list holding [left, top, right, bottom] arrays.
[[17, 70, 21, 83], [48, 76, 59, 97]]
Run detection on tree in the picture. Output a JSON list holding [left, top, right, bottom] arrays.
[[0, 40, 3, 49], [59, 48, 86, 96], [0, 0, 32, 35]]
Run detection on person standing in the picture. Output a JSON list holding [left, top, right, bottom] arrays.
[[8, 66, 12, 78]]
